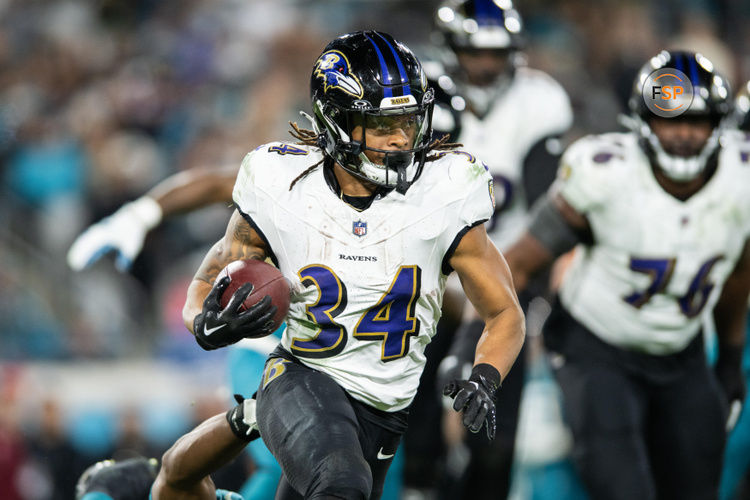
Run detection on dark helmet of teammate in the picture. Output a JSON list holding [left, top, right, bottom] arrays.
[[433, 0, 524, 115], [75, 457, 158, 500], [310, 31, 435, 194], [734, 80, 750, 131], [628, 50, 732, 181], [435, 0, 524, 52]]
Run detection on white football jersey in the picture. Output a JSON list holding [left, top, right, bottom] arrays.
[[458, 67, 572, 250], [556, 131, 750, 354], [233, 143, 495, 411]]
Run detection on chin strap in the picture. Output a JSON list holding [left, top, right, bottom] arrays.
[[385, 152, 413, 194]]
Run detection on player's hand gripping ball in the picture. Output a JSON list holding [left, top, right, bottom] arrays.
[[193, 260, 290, 350]]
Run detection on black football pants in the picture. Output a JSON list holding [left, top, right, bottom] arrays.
[[545, 303, 727, 500], [256, 349, 406, 500]]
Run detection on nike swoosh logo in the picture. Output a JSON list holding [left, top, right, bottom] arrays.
[[203, 324, 226, 337], [377, 448, 395, 460]]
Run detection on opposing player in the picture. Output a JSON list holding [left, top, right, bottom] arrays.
[[75, 398, 255, 500], [505, 51, 748, 499], [182, 31, 525, 499], [425, 1, 572, 497]]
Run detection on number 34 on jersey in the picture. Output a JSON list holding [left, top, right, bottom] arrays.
[[289, 264, 422, 362]]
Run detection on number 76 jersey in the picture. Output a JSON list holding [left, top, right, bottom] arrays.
[[555, 131, 750, 355], [232, 143, 495, 411]]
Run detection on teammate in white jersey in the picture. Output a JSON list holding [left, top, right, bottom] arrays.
[[420, 2, 573, 498], [505, 51, 749, 500], [182, 31, 525, 500]]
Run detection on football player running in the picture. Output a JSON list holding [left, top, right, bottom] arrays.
[[505, 51, 748, 500], [182, 31, 524, 500], [425, 1, 572, 497]]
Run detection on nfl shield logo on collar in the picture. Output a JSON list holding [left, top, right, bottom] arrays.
[[353, 220, 367, 237]]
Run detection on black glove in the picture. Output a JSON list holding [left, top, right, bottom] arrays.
[[193, 276, 277, 350], [226, 394, 260, 442], [443, 363, 501, 440], [715, 343, 746, 406]]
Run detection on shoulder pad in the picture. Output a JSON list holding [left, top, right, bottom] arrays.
[[234, 142, 322, 203], [513, 68, 573, 135], [555, 133, 635, 213]]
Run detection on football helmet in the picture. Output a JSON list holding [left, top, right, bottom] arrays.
[[734, 80, 750, 131], [434, 0, 524, 115], [75, 457, 158, 500], [310, 31, 435, 194], [435, 0, 524, 52], [629, 50, 732, 181]]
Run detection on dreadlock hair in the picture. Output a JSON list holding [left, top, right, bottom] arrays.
[[287, 121, 463, 191], [288, 121, 326, 191], [424, 134, 463, 162]]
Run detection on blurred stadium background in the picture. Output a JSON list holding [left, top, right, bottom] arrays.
[[0, 0, 749, 498]]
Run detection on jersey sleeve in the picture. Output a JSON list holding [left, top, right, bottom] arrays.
[[231, 145, 283, 262], [440, 153, 495, 274], [553, 135, 615, 214], [232, 147, 261, 216], [456, 157, 495, 227]]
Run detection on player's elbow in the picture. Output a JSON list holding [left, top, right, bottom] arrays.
[[159, 436, 197, 488]]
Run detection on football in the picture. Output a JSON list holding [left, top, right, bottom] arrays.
[[216, 259, 290, 334]]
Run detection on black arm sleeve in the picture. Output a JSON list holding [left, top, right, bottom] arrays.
[[527, 194, 589, 257], [522, 136, 564, 207]]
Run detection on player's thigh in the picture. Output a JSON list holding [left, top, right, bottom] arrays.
[[648, 364, 727, 500], [554, 359, 654, 500], [353, 407, 403, 499], [256, 357, 371, 497]]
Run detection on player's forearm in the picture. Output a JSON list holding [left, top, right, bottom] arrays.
[[504, 233, 553, 291], [182, 241, 227, 332], [473, 304, 525, 381], [714, 306, 746, 348], [183, 279, 213, 333], [159, 414, 247, 489], [148, 166, 237, 217]]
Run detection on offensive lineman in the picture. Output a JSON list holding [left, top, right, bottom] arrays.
[[182, 31, 524, 499], [505, 51, 749, 499]]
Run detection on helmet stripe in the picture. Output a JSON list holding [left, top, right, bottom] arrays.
[[687, 54, 700, 86], [364, 32, 394, 97], [673, 52, 684, 75], [374, 32, 411, 97], [475, 0, 503, 26]]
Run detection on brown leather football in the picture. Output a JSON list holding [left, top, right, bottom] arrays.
[[216, 259, 290, 334]]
